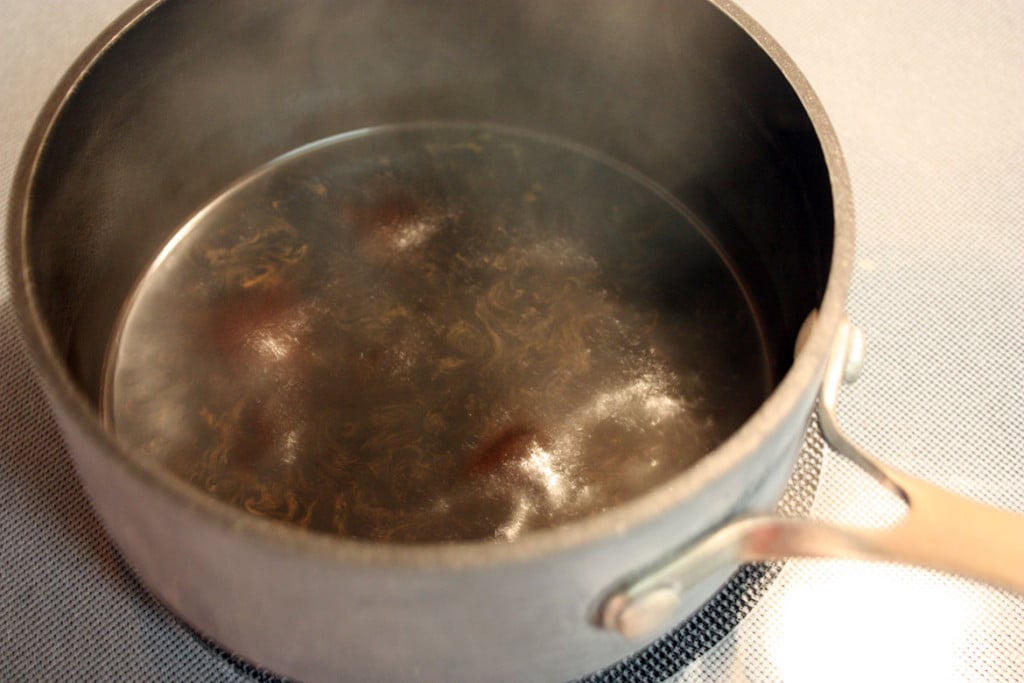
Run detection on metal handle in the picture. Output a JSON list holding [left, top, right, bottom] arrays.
[[599, 318, 1024, 640]]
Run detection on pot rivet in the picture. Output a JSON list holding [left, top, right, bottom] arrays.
[[843, 324, 865, 385], [612, 586, 681, 640]]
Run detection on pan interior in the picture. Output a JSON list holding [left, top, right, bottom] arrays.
[[101, 123, 770, 543]]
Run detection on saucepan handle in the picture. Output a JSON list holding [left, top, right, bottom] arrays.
[[598, 318, 1024, 640]]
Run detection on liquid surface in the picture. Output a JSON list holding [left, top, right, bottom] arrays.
[[104, 124, 769, 543]]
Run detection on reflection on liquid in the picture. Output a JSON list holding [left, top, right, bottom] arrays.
[[491, 373, 685, 540], [246, 310, 306, 362], [104, 124, 771, 543], [496, 498, 532, 541], [521, 444, 566, 504]]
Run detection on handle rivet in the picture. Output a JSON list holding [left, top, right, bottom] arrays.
[[843, 324, 865, 384], [607, 587, 681, 640]]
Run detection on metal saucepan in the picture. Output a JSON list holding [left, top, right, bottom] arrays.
[[7, 1, 1023, 681]]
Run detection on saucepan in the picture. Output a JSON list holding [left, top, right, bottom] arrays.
[[7, 0, 1023, 681]]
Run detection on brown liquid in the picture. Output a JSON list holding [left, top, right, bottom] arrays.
[[103, 124, 770, 543]]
